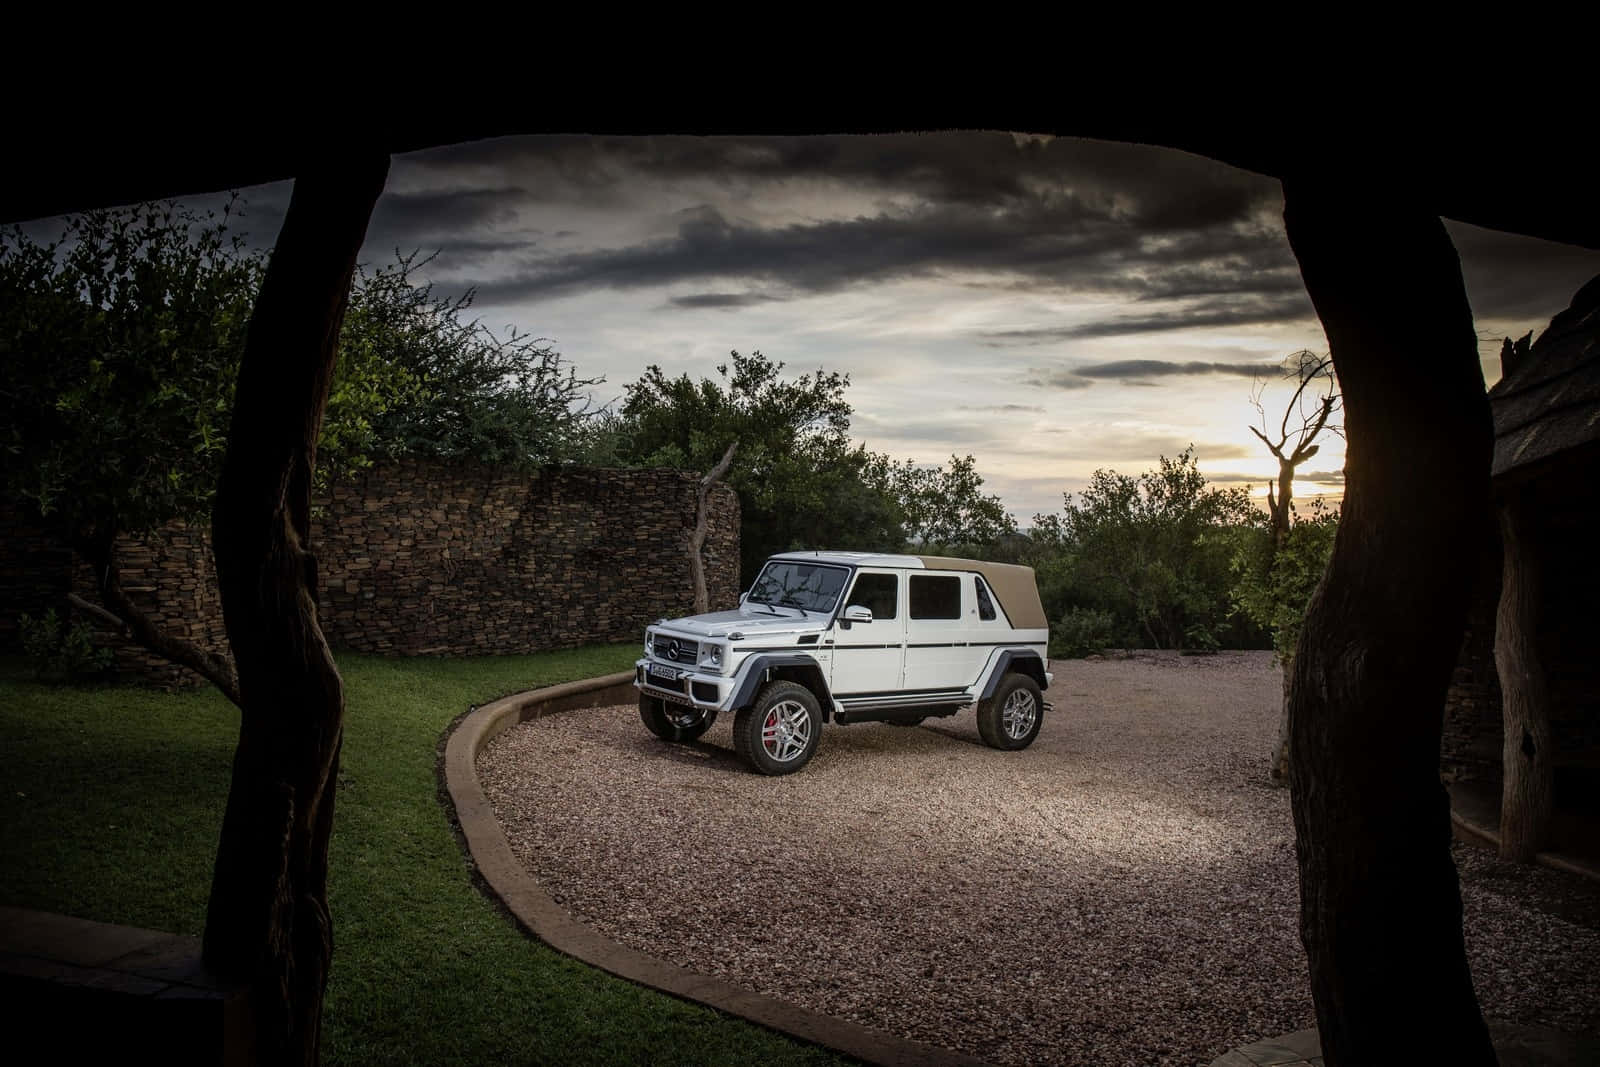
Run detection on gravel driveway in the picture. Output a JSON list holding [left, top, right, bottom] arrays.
[[477, 651, 1600, 1065]]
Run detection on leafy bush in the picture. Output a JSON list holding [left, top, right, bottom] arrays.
[[1230, 499, 1340, 663], [1026, 449, 1262, 651], [1052, 606, 1122, 659], [17, 609, 114, 681]]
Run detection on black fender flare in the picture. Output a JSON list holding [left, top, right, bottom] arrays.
[[730, 654, 834, 717], [979, 649, 1048, 701]]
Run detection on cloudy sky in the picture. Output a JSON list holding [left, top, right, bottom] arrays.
[[73, 133, 1600, 523]]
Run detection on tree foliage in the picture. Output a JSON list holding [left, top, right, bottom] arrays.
[[0, 201, 602, 691], [871, 452, 1017, 553], [609, 350, 1014, 583], [1027, 448, 1261, 653], [0, 202, 262, 543], [1232, 498, 1339, 662], [336, 253, 603, 472]]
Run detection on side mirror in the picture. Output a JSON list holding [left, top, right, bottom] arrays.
[[844, 605, 873, 623]]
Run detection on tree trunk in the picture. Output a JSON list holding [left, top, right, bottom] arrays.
[[1269, 659, 1292, 784], [1495, 487, 1553, 862], [70, 528, 243, 708], [688, 441, 738, 614], [1270, 460, 1293, 547], [1282, 177, 1495, 1065], [204, 150, 389, 1066], [1266, 462, 1293, 784]]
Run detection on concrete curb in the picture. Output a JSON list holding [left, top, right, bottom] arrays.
[[442, 672, 993, 1067]]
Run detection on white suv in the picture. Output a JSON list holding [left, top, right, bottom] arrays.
[[635, 551, 1052, 775]]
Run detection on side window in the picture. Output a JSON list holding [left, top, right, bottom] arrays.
[[909, 575, 961, 620], [975, 575, 997, 621], [845, 572, 898, 620]]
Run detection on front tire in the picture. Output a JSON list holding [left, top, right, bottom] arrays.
[[733, 681, 822, 775], [977, 673, 1043, 750], [640, 694, 716, 742]]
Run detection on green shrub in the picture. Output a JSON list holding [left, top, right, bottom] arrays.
[[1181, 622, 1221, 654], [17, 609, 114, 681], [1052, 606, 1121, 659]]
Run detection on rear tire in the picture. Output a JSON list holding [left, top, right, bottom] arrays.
[[639, 694, 716, 742], [977, 673, 1043, 750], [733, 681, 822, 775]]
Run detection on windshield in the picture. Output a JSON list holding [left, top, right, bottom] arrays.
[[747, 560, 849, 614]]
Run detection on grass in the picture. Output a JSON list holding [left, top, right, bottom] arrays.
[[0, 648, 848, 1066]]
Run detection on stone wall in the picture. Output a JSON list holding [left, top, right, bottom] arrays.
[[72, 522, 229, 688], [2, 463, 738, 684], [315, 462, 740, 656]]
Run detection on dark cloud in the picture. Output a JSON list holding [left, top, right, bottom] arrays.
[[1298, 469, 1346, 484], [1022, 367, 1097, 390], [403, 132, 1276, 226], [1018, 292, 1316, 341], [1446, 220, 1600, 326], [958, 404, 1047, 413], [471, 202, 1303, 310], [1075, 359, 1271, 379], [1021, 357, 1274, 390], [358, 187, 533, 268], [391, 134, 1308, 315], [666, 292, 784, 310], [370, 187, 523, 235], [665, 292, 784, 308]]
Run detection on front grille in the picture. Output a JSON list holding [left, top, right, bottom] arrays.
[[651, 636, 700, 665]]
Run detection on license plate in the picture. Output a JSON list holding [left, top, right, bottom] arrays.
[[648, 663, 678, 682]]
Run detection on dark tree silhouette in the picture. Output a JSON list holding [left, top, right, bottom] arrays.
[[203, 149, 390, 1065], [1249, 351, 1342, 784], [1250, 350, 1342, 548], [1282, 175, 1495, 1065]]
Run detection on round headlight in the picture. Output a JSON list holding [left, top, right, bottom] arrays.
[[704, 644, 722, 667]]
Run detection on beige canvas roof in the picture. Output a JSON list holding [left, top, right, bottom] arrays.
[[917, 556, 1048, 630]]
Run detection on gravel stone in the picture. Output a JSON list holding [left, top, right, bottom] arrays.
[[476, 650, 1600, 1065]]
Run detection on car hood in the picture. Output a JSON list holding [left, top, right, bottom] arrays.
[[653, 606, 828, 639]]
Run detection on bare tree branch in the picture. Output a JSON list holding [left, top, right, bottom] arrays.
[[71, 534, 243, 708], [66, 593, 128, 632]]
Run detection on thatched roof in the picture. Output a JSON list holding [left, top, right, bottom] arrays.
[[1490, 274, 1600, 480]]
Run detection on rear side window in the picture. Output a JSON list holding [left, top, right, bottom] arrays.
[[846, 572, 898, 620], [975, 575, 997, 621], [909, 575, 961, 620]]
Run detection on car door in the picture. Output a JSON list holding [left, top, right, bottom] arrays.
[[903, 571, 970, 690], [827, 568, 905, 697]]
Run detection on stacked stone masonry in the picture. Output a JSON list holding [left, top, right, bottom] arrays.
[[3, 463, 739, 685], [316, 463, 739, 657]]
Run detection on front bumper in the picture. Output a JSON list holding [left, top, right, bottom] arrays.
[[634, 659, 733, 712]]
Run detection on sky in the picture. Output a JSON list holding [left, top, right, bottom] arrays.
[[39, 132, 1600, 524]]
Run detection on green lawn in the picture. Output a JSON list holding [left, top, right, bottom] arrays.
[[0, 648, 847, 1066]]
